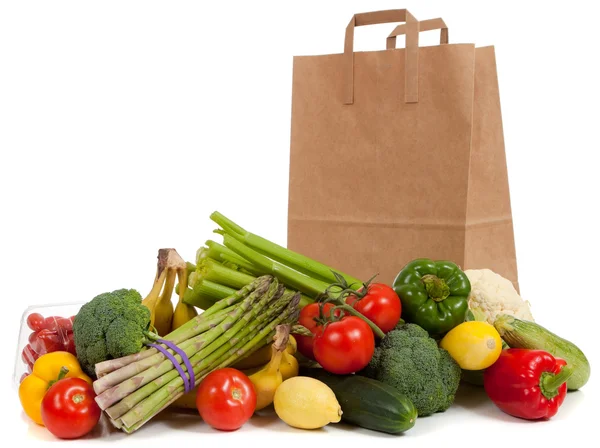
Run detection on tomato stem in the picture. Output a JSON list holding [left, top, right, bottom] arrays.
[[331, 304, 385, 339]]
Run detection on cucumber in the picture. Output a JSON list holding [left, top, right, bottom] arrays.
[[300, 368, 417, 435], [494, 314, 590, 390]]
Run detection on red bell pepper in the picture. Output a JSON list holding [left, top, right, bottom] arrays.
[[483, 348, 574, 420]]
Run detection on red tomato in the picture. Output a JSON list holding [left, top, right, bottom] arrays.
[[346, 283, 402, 334], [295, 303, 341, 360], [41, 378, 101, 439], [27, 313, 45, 332], [313, 316, 375, 375], [196, 368, 256, 431]]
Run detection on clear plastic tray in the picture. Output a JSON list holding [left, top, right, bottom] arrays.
[[13, 302, 85, 389]]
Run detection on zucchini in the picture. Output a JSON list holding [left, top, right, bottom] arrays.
[[494, 314, 590, 390], [300, 367, 417, 435]]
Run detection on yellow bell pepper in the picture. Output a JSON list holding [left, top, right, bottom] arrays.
[[18, 351, 92, 425]]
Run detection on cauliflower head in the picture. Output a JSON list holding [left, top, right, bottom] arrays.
[[464, 269, 534, 325]]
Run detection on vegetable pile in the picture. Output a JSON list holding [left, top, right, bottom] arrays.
[[15, 213, 591, 440]]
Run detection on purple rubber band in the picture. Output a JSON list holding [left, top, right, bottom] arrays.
[[148, 339, 194, 393], [157, 339, 195, 391]]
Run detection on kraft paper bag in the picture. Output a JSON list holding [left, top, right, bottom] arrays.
[[287, 9, 519, 290]]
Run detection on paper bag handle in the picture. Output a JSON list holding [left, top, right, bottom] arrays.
[[386, 18, 449, 49], [344, 9, 420, 105]]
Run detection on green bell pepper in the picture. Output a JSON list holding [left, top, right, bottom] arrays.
[[392, 258, 471, 335]]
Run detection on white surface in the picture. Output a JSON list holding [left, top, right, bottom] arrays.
[[0, 0, 598, 446]]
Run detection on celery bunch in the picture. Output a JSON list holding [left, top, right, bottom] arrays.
[[182, 211, 362, 310]]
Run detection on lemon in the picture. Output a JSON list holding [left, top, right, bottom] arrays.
[[440, 321, 502, 370], [273, 376, 342, 429]]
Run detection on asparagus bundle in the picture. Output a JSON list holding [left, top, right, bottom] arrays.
[[92, 275, 300, 434], [182, 211, 362, 310]]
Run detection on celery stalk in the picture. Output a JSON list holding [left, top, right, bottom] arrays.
[[210, 211, 362, 287], [222, 234, 331, 297], [196, 258, 255, 290], [190, 258, 314, 307]]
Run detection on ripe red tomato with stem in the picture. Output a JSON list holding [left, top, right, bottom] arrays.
[[346, 283, 402, 334], [41, 376, 101, 439], [196, 368, 256, 431], [313, 315, 375, 375], [295, 302, 342, 360]]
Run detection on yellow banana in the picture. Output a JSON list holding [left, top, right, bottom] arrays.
[[171, 385, 199, 410], [142, 249, 188, 336], [172, 298, 198, 332], [281, 351, 299, 380], [246, 326, 298, 412], [233, 335, 297, 370], [250, 349, 284, 411]]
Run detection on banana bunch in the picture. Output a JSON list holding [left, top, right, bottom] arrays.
[[142, 248, 198, 336]]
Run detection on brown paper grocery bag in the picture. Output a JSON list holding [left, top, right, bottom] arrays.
[[287, 9, 519, 289]]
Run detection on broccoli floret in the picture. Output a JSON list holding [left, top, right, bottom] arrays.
[[359, 323, 461, 417], [106, 317, 146, 358], [73, 288, 151, 377]]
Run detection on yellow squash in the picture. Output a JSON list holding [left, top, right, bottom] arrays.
[[440, 321, 502, 370]]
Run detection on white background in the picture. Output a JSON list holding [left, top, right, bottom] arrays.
[[1, 0, 598, 446]]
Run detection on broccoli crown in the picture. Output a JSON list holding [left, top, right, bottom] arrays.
[[73, 288, 151, 377], [360, 323, 461, 417]]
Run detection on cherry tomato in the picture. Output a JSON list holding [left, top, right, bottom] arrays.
[[26, 313, 45, 332], [43, 316, 60, 331], [41, 378, 101, 439], [313, 316, 375, 375], [295, 303, 341, 360], [196, 368, 256, 431], [28, 331, 38, 345], [65, 332, 77, 356], [31, 329, 64, 354], [56, 317, 73, 332], [346, 283, 402, 334], [21, 344, 38, 370]]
